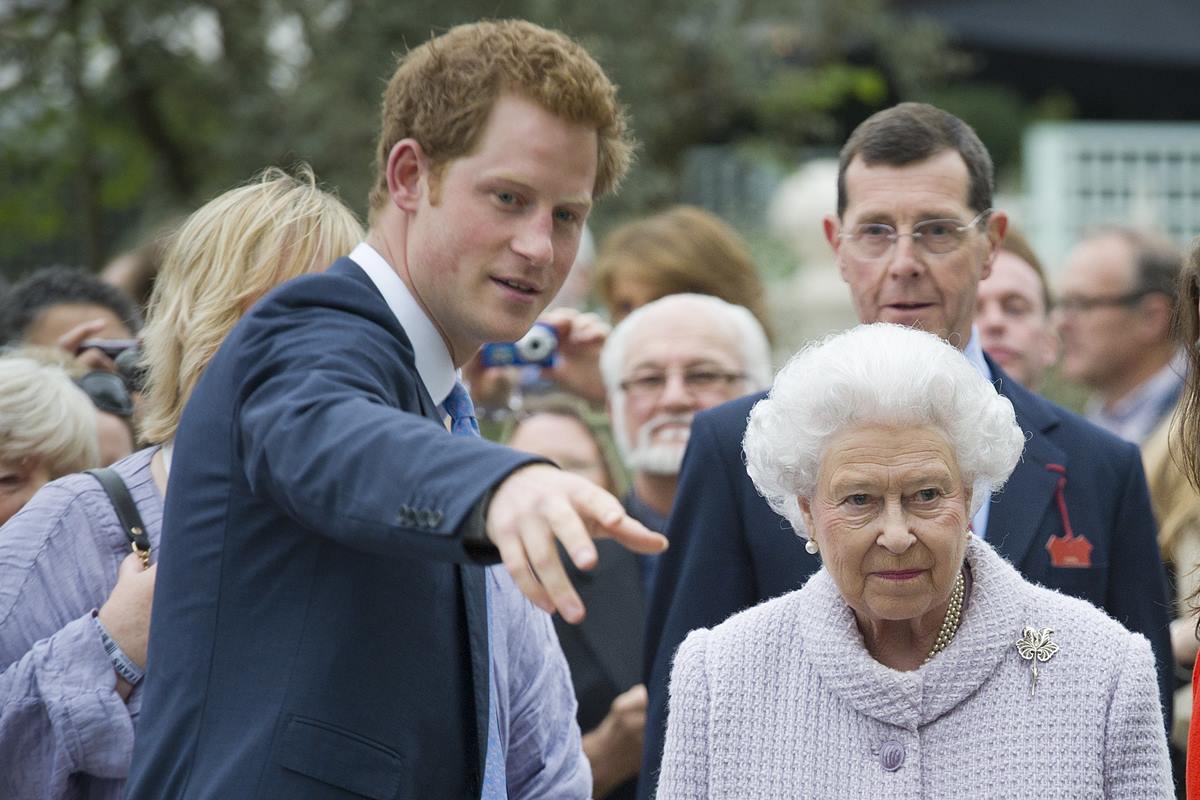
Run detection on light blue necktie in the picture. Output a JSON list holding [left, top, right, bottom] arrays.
[[444, 382, 505, 799]]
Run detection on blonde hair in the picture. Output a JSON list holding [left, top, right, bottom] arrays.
[[368, 19, 633, 219], [138, 166, 363, 444], [0, 356, 99, 476]]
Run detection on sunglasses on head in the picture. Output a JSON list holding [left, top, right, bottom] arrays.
[[75, 370, 135, 418]]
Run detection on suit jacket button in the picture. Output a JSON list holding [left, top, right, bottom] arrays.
[[878, 739, 905, 772], [431, 510, 444, 527]]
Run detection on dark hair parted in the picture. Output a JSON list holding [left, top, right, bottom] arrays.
[[368, 19, 634, 222], [0, 266, 143, 345], [836, 102, 994, 218]]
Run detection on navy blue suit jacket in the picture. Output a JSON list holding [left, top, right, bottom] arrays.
[[638, 359, 1173, 798], [125, 260, 540, 799]]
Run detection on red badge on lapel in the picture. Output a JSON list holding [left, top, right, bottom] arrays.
[[1043, 463, 1093, 568], [1046, 532, 1093, 567]]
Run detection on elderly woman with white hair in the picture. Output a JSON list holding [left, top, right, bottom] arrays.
[[0, 355, 100, 525], [657, 323, 1172, 799]]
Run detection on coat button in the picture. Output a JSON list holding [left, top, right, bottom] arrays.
[[878, 739, 905, 772]]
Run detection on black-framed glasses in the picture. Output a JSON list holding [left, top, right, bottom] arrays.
[[1055, 289, 1155, 315], [74, 370, 134, 418], [619, 368, 746, 400], [839, 209, 992, 259]]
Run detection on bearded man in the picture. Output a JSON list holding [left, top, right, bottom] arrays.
[[601, 292, 771, 590]]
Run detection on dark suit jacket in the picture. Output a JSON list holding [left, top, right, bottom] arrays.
[[125, 260, 540, 799], [553, 539, 644, 800], [638, 358, 1174, 798]]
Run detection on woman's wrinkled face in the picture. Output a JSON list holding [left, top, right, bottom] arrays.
[[799, 424, 971, 627]]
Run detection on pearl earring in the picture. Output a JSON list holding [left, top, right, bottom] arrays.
[[805, 538, 819, 555]]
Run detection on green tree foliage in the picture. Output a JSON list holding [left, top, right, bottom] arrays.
[[0, 0, 964, 277]]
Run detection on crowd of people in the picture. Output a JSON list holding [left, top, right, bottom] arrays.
[[1, 17, 1198, 800]]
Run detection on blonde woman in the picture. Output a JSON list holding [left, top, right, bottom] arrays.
[[0, 166, 362, 799], [0, 355, 100, 525]]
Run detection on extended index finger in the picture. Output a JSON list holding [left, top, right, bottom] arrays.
[[572, 483, 668, 555]]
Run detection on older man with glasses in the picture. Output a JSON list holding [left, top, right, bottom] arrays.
[[554, 292, 772, 799], [640, 102, 1175, 798], [601, 293, 772, 557]]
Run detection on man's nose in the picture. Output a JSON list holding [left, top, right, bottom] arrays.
[[512, 213, 554, 267], [886, 235, 924, 279], [658, 372, 699, 411], [976, 302, 1004, 332]]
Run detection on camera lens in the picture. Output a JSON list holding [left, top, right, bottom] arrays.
[[514, 326, 558, 363], [115, 347, 148, 394]]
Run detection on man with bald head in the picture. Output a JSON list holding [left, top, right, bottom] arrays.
[[639, 103, 1172, 798], [1058, 227, 1184, 444]]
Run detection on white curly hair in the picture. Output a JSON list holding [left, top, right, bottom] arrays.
[[743, 323, 1026, 537]]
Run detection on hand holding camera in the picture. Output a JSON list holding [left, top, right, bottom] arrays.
[[479, 322, 560, 368]]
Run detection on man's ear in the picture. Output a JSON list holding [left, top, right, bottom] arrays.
[[979, 210, 1008, 282], [824, 216, 846, 279], [386, 139, 427, 213], [1138, 293, 1175, 341]]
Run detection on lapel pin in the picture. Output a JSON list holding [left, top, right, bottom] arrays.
[[1044, 464, 1093, 568]]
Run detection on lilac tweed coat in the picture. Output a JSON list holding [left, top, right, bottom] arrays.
[[658, 535, 1172, 799]]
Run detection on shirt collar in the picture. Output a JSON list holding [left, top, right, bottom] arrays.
[[348, 241, 457, 405], [963, 325, 993, 383]]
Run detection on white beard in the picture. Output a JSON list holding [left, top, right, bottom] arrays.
[[623, 413, 692, 476]]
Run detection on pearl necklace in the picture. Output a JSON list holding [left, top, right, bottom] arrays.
[[924, 571, 965, 663]]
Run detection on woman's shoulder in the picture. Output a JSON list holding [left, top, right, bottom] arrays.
[[972, 536, 1142, 654], [698, 572, 831, 656], [3, 471, 114, 542], [1013, 577, 1147, 662]]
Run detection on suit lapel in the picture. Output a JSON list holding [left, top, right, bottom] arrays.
[[460, 565, 490, 781], [338, 255, 492, 779], [984, 358, 1067, 567], [426, 383, 488, 778]]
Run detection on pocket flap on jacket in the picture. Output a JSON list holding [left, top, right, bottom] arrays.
[[276, 715, 405, 799]]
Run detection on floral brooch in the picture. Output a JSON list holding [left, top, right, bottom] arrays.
[[1015, 627, 1059, 696]]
